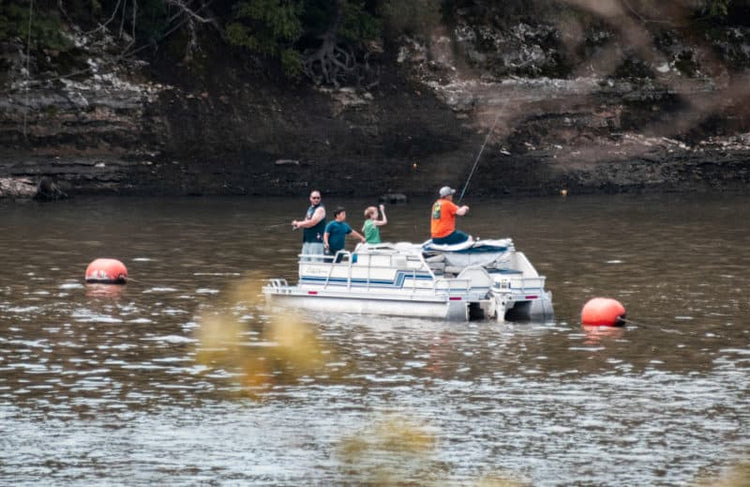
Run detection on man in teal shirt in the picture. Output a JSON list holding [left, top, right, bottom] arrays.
[[324, 207, 365, 262]]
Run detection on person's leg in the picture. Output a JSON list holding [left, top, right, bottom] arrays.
[[447, 230, 470, 244], [302, 242, 325, 262], [309, 242, 325, 262], [328, 246, 343, 263], [432, 231, 470, 245], [301, 242, 312, 262]]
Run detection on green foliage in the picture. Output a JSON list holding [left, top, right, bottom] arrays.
[[280, 47, 303, 78], [226, 0, 381, 80], [226, 0, 303, 55], [700, 0, 731, 18], [0, 0, 175, 52], [60, 0, 171, 45], [337, 0, 381, 44], [0, 2, 72, 51], [225, 0, 303, 76]]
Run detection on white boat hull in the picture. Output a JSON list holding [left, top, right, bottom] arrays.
[[265, 289, 471, 320], [263, 239, 554, 322]]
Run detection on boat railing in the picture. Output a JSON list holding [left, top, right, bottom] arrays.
[[515, 275, 546, 292], [297, 252, 330, 263], [265, 278, 291, 294], [492, 275, 547, 295], [301, 248, 485, 295], [433, 277, 472, 294], [322, 251, 352, 289]]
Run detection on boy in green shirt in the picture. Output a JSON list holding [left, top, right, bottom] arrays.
[[362, 204, 388, 244]]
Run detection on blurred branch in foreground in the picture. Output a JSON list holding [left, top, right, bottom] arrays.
[[193, 274, 333, 399], [337, 412, 530, 485], [338, 413, 439, 484], [693, 459, 750, 487]]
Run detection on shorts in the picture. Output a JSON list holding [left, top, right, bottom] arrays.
[[301, 242, 325, 262], [431, 230, 470, 245]]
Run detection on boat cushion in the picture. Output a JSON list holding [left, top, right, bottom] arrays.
[[423, 238, 512, 253], [423, 238, 514, 269]]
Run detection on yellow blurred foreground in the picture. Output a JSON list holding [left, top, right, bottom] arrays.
[[193, 276, 329, 397]]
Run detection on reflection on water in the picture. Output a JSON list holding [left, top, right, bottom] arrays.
[[84, 283, 127, 298], [0, 194, 748, 485]]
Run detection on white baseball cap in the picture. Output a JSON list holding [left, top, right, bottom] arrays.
[[439, 186, 456, 197]]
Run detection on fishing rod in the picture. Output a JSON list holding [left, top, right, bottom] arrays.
[[264, 222, 292, 230], [458, 110, 502, 204]]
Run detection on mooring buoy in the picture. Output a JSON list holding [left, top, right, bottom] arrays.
[[581, 297, 626, 327], [85, 258, 128, 284]]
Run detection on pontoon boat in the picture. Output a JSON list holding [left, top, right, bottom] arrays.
[[263, 239, 554, 322]]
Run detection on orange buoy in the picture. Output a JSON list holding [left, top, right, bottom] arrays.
[[85, 258, 128, 284], [581, 297, 626, 327]]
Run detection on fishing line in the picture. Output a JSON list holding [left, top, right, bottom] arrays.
[[119, 276, 176, 288], [23, 0, 34, 140], [620, 317, 685, 335], [458, 109, 502, 204]]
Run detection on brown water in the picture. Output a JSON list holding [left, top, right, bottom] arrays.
[[1, 194, 748, 485]]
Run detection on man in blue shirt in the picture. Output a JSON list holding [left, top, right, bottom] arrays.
[[324, 207, 365, 262]]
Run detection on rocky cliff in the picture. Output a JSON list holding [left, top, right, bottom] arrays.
[[2, 4, 749, 199]]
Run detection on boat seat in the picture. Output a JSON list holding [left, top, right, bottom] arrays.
[[424, 254, 445, 262]]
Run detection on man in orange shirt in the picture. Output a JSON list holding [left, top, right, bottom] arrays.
[[430, 186, 471, 245]]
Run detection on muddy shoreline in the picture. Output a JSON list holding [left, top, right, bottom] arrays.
[[2, 143, 748, 201]]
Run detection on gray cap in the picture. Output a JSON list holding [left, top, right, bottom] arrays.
[[439, 186, 456, 197]]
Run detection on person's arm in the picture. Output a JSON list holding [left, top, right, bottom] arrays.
[[323, 230, 330, 250], [456, 205, 469, 216], [349, 229, 366, 243], [292, 207, 326, 229], [375, 204, 388, 226]]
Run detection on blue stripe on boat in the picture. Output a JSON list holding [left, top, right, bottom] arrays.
[[300, 269, 434, 288]]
